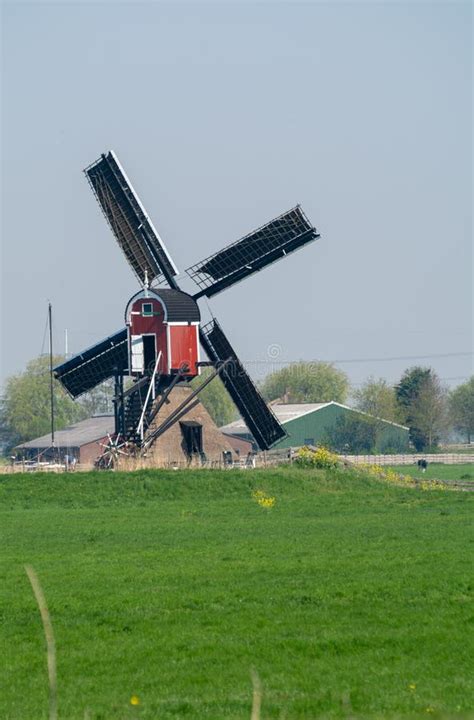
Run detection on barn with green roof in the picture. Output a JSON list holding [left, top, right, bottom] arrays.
[[220, 401, 409, 453]]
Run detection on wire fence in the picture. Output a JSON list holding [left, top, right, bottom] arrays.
[[337, 453, 474, 466], [4, 451, 473, 474]]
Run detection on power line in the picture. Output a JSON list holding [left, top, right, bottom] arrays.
[[349, 375, 470, 388], [62, 324, 472, 365], [244, 351, 473, 365], [332, 351, 472, 364]]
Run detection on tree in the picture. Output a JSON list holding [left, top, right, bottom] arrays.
[[409, 374, 448, 448], [190, 368, 237, 428], [449, 377, 474, 443], [261, 362, 349, 404], [352, 377, 401, 423], [79, 380, 115, 417], [0, 355, 87, 453], [324, 413, 377, 454], [395, 366, 431, 449], [395, 367, 447, 450]]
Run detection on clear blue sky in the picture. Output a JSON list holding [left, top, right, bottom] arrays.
[[1, 1, 472, 391]]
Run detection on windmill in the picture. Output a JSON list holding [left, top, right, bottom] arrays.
[[54, 151, 320, 463]]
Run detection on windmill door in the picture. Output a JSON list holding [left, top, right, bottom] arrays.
[[180, 421, 203, 456], [131, 336, 144, 373], [142, 335, 157, 373]]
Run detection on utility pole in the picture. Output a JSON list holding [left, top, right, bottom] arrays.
[[49, 303, 55, 450]]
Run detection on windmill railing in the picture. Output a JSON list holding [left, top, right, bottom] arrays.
[[137, 351, 162, 440]]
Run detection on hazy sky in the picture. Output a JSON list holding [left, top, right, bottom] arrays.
[[1, 1, 472, 392]]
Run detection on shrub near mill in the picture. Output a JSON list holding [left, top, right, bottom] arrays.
[[294, 446, 339, 469]]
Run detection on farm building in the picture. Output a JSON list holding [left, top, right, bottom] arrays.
[[221, 401, 410, 453], [14, 415, 115, 465]]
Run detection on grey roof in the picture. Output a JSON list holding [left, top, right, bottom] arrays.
[[127, 288, 200, 322], [15, 415, 115, 450], [220, 401, 408, 437], [154, 289, 200, 322], [269, 402, 330, 423], [220, 402, 330, 435]]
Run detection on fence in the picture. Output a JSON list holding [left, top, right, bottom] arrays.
[[338, 454, 474, 466], [2, 451, 473, 474]]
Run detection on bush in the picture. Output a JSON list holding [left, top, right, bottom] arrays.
[[295, 446, 339, 469]]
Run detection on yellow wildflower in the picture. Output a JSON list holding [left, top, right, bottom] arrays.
[[295, 446, 339, 469], [252, 489, 276, 509], [130, 695, 140, 706]]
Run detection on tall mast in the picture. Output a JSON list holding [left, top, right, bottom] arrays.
[[48, 302, 55, 448]]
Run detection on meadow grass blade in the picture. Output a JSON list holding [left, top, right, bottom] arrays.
[[251, 670, 262, 720], [25, 565, 57, 720]]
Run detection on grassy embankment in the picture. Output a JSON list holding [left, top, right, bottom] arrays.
[[1, 466, 473, 719]]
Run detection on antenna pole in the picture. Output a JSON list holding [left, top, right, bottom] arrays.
[[48, 303, 55, 449]]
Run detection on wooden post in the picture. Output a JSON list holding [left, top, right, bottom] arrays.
[[48, 303, 55, 454]]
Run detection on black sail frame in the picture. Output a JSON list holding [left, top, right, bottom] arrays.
[[54, 329, 129, 398], [186, 206, 319, 299], [199, 319, 287, 450], [85, 151, 179, 287]]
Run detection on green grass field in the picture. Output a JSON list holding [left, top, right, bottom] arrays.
[[388, 463, 474, 484], [1, 467, 473, 719]]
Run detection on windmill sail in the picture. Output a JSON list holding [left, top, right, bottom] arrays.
[[199, 319, 287, 450], [54, 329, 128, 398], [85, 151, 179, 287], [186, 206, 319, 299]]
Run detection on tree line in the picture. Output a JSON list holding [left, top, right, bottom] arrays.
[[1, 354, 472, 454], [259, 363, 473, 452]]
